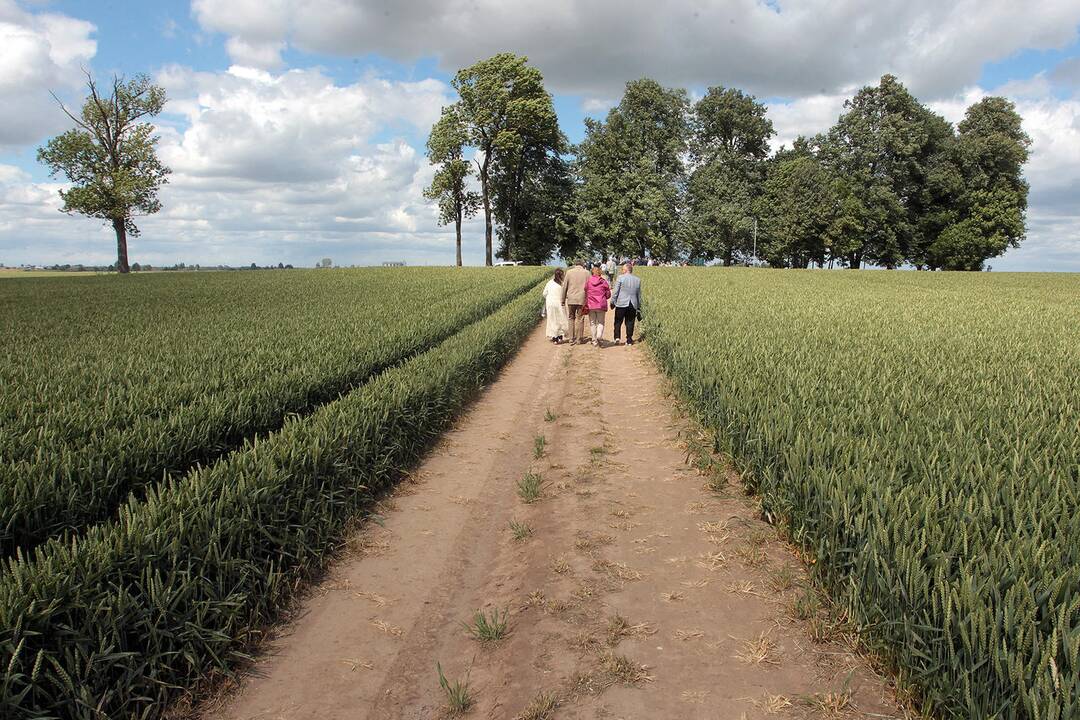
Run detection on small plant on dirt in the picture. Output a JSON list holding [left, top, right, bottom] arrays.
[[685, 434, 730, 494], [801, 689, 853, 718], [604, 615, 657, 646], [533, 434, 547, 459], [573, 530, 613, 554], [463, 608, 509, 644], [768, 565, 799, 592], [514, 691, 559, 720], [737, 542, 769, 568], [807, 615, 836, 644], [757, 693, 793, 714], [544, 408, 557, 422], [517, 472, 543, 503], [748, 528, 772, 548], [436, 662, 472, 715], [566, 669, 606, 698], [572, 582, 599, 601], [509, 520, 532, 541], [606, 614, 632, 645], [589, 446, 608, 465], [737, 631, 780, 665], [593, 558, 643, 582], [792, 587, 820, 620], [599, 650, 653, 686], [705, 470, 729, 494], [570, 631, 603, 655]]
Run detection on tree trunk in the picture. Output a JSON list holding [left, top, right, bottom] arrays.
[[848, 251, 861, 269], [507, 211, 517, 261], [113, 218, 130, 274], [507, 147, 526, 261], [454, 212, 463, 267], [479, 154, 493, 266]]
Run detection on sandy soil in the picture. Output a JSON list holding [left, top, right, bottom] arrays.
[[204, 319, 909, 720]]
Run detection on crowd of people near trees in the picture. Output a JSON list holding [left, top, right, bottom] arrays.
[[426, 54, 1031, 272]]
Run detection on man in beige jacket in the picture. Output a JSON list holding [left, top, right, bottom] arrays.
[[561, 259, 590, 345]]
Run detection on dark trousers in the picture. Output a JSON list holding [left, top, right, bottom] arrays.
[[614, 305, 637, 341]]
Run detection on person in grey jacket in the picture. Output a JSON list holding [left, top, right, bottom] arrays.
[[609, 262, 642, 345]]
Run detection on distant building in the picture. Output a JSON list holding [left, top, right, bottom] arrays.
[[382, 261, 406, 267]]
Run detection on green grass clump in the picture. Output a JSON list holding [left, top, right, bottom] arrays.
[[509, 520, 533, 541], [463, 607, 509, 644], [437, 662, 473, 715], [533, 434, 547, 459], [517, 472, 543, 503]]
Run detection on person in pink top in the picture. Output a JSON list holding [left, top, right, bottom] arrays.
[[585, 263, 612, 347]]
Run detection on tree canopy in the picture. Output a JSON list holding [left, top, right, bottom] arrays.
[[444, 53, 562, 266], [682, 87, 774, 264], [37, 73, 170, 274], [926, 97, 1031, 270], [422, 59, 1029, 271], [424, 106, 481, 267], [575, 79, 689, 261], [755, 141, 834, 268], [758, 76, 1029, 270]]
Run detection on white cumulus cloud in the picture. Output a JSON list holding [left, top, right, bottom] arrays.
[[124, 65, 463, 266], [191, 0, 1080, 100], [0, 0, 96, 148]]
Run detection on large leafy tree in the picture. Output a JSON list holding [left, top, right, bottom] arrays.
[[755, 139, 835, 268], [683, 87, 774, 264], [489, 98, 566, 262], [818, 75, 951, 269], [38, 73, 170, 274], [497, 154, 578, 264], [449, 53, 560, 265], [689, 86, 774, 163], [576, 79, 689, 261], [928, 97, 1030, 270], [424, 106, 480, 266]]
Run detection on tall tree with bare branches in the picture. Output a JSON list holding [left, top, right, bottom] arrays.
[[38, 73, 171, 273]]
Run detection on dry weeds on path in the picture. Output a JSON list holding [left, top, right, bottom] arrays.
[[206, 323, 910, 720]]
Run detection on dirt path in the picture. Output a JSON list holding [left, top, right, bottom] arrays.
[[206, 320, 907, 720]]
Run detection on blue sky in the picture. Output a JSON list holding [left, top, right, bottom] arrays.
[[1, 0, 1079, 270]]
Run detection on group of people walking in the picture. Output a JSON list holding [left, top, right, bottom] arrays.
[[542, 259, 642, 346]]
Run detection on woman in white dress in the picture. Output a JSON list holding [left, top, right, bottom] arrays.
[[542, 268, 568, 343]]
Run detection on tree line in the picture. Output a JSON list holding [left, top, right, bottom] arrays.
[[427, 54, 1031, 271]]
